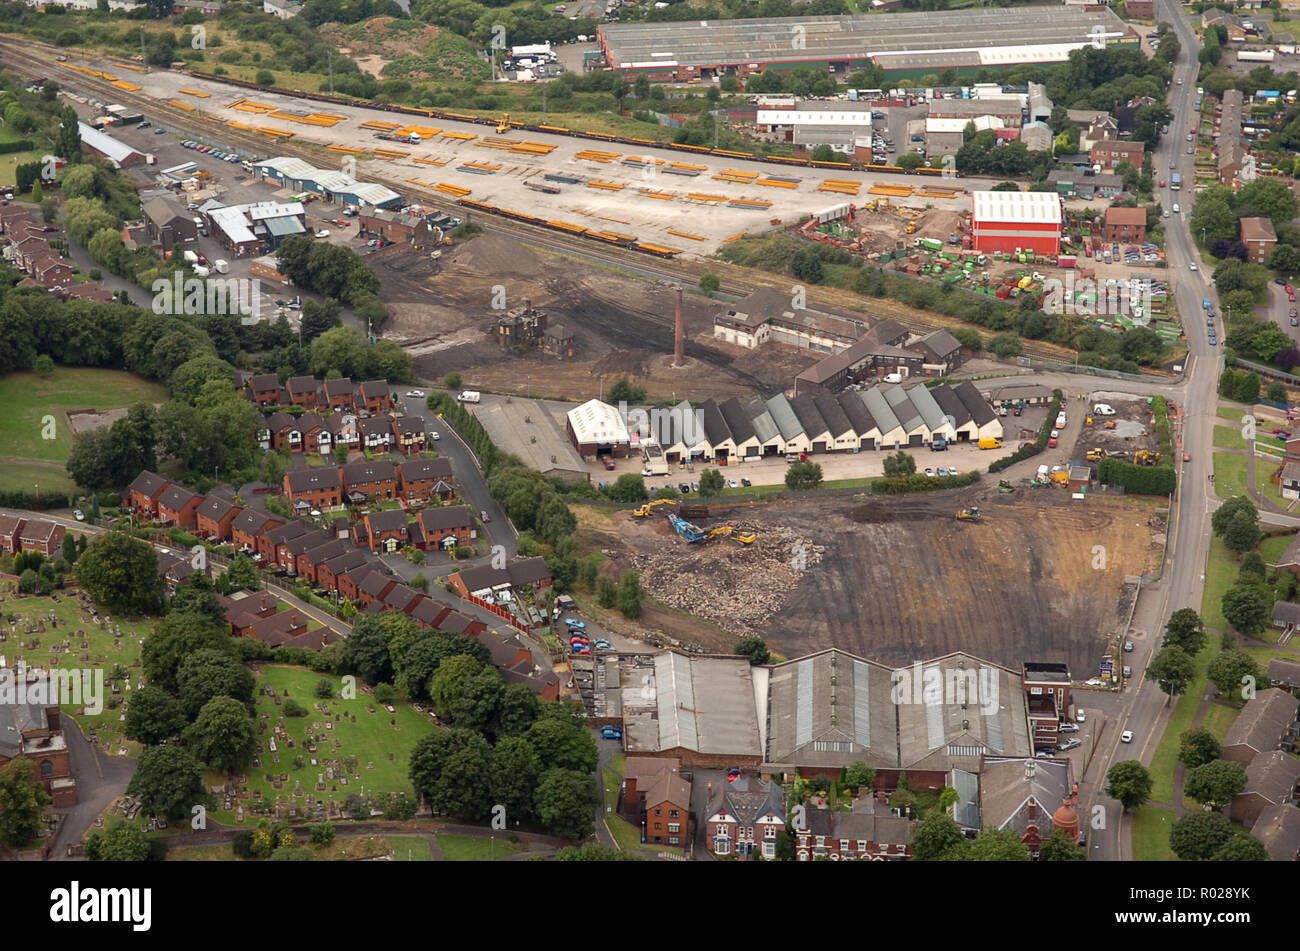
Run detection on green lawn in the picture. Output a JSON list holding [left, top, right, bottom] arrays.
[[1132, 804, 1179, 861], [1212, 452, 1248, 501], [1256, 458, 1289, 509], [0, 368, 167, 494], [210, 665, 432, 824], [1199, 701, 1240, 741], [1260, 531, 1296, 566], [390, 835, 434, 861], [0, 588, 150, 754], [1212, 425, 1247, 450], [1200, 535, 1239, 631], [1147, 633, 1220, 806], [1216, 403, 1249, 422], [435, 833, 523, 861]]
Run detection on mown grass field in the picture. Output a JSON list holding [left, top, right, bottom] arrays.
[[0, 368, 167, 495], [1132, 804, 1179, 861], [1211, 452, 1248, 501]]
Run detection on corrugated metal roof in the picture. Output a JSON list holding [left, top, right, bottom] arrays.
[[566, 399, 629, 445], [972, 189, 1062, 223], [77, 122, 141, 167], [861, 387, 901, 436], [264, 216, 305, 237], [765, 393, 804, 441]]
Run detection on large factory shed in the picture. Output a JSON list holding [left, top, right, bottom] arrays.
[[970, 190, 1063, 256], [597, 7, 1133, 81]]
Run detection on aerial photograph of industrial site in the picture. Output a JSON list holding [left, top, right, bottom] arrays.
[[0, 0, 1288, 931]]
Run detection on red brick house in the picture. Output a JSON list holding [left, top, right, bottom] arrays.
[[156, 483, 202, 530], [195, 496, 243, 542], [340, 460, 398, 504], [358, 416, 393, 452], [355, 570, 396, 609], [414, 505, 474, 551], [380, 583, 424, 615], [1103, 206, 1146, 244], [623, 757, 692, 847], [230, 509, 284, 558], [283, 468, 343, 512], [1241, 217, 1278, 265], [363, 509, 411, 554], [297, 412, 331, 456], [1090, 139, 1144, 171], [326, 413, 361, 454], [358, 380, 393, 415], [258, 411, 296, 452], [335, 564, 373, 605], [316, 549, 369, 595], [28, 253, 74, 287], [397, 457, 455, 503], [0, 702, 76, 807], [323, 378, 356, 413], [125, 470, 172, 519], [296, 538, 348, 585], [705, 774, 787, 858], [0, 514, 23, 554], [17, 518, 65, 557], [794, 798, 916, 861], [449, 557, 553, 599], [247, 372, 283, 407], [285, 376, 322, 410], [236, 609, 312, 644], [261, 521, 310, 571], [392, 417, 427, 455]]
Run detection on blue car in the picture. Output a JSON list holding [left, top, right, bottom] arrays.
[[565, 619, 586, 630], [601, 727, 622, 740]]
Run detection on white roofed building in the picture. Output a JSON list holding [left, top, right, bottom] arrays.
[[970, 189, 1063, 255], [566, 399, 632, 458]]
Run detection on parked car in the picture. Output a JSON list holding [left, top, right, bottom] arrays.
[[404, 390, 425, 398], [604, 459, 616, 471], [924, 467, 935, 477], [1035, 750, 1056, 759], [72, 509, 85, 521], [1048, 437, 1058, 448], [678, 482, 691, 494], [740, 477, 752, 487], [601, 726, 622, 740], [316, 229, 330, 238], [727, 478, 739, 489], [427, 431, 440, 441], [727, 767, 742, 782], [565, 619, 587, 630], [1075, 709, 1087, 722], [1123, 640, 1134, 652], [1058, 722, 1079, 733], [1059, 738, 1082, 752], [937, 467, 948, 477]]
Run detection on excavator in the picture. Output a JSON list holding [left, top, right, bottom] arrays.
[[997, 480, 1015, 493], [955, 506, 981, 522], [705, 526, 758, 545], [632, 498, 675, 518], [1085, 447, 1107, 461], [1135, 449, 1162, 466]]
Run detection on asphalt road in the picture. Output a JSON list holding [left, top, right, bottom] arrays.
[[1078, 5, 1222, 862]]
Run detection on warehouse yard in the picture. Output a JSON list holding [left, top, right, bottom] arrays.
[[600, 488, 1159, 672]]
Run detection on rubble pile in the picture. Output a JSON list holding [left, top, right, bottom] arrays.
[[630, 524, 825, 636]]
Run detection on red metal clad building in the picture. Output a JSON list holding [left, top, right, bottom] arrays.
[[970, 190, 1062, 256]]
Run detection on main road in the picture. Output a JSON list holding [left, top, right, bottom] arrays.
[[1083, 5, 1223, 861]]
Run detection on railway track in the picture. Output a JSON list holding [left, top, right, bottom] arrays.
[[1, 38, 1089, 368]]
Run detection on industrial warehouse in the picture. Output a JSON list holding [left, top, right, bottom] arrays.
[[596, 6, 1135, 82], [563, 378, 1004, 465]]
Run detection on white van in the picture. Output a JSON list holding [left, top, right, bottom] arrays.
[[1172, 203, 1180, 214], [457, 390, 481, 403], [1055, 411, 1067, 429], [1093, 403, 1115, 416], [883, 372, 903, 384]]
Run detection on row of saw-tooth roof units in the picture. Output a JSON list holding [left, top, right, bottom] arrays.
[[568, 380, 1001, 457]]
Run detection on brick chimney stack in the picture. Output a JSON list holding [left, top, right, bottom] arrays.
[[673, 284, 685, 367]]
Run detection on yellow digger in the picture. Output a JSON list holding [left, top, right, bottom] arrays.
[[1135, 449, 1162, 466], [955, 506, 981, 522], [1085, 447, 1107, 461], [733, 530, 757, 545], [633, 498, 675, 518]]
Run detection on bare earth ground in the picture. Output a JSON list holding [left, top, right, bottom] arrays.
[[587, 489, 1160, 673], [380, 235, 815, 401]]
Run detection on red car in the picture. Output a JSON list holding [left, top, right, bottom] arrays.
[[1290, 293, 1296, 303], [1048, 437, 1058, 448], [1273, 428, 1292, 438]]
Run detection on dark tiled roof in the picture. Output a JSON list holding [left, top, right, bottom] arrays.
[[340, 459, 397, 486], [365, 509, 409, 535], [399, 457, 453, 482], [285, 468, 342, 493], [953, 380, 996, 427], [128, 470, 171, 498], [418, 505, 473, 532]]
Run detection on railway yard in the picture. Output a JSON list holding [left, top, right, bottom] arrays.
[[40, 45, 991, 256]]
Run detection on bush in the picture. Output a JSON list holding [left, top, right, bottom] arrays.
[[1097, 457, 1177, 495], [283, 698, 308, 717], [373, 683, 397, 704], [871, 471, 980, 494], [314, 679, 333, 699], [310, 822, 335, 847]]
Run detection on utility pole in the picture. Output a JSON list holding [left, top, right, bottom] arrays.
[[141, 27, 148, 73], [328, 49, 334, 96]]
